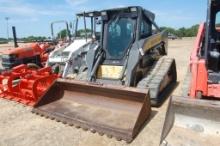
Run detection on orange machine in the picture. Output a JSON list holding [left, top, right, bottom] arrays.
[[184, 0, 220, 99], [1, 43, 53, 69]]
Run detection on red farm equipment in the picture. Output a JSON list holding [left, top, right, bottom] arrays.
[[162, 1, 220, 145], [0, 64, 58, 106], [0, 26, 56, 71], [0, 43, 53, 70], [0, 22, 71, 106], [183, 0, 220, 99], [187, 23, 220, 98]]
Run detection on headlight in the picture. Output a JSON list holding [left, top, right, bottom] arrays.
[[130, 7, 137, 12], [89, 13, 94, 17], [2, 54, 18, 59], [101, 11, 107, 16]]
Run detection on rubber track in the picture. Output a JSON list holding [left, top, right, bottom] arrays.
[[137, 56, 176, 106], [181, 68, 191, 97]]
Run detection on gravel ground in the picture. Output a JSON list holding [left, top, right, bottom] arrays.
[[0, 38, 194, 146]]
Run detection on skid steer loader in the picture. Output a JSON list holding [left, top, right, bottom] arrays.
[[47, 12, 101, 78], [162, 1, 220, 145], [33, 6, 177, 142]]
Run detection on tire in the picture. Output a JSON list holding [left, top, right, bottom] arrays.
[[196, 91, 202, 99], [27, 63, 40, 70]]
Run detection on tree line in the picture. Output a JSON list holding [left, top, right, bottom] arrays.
[[21, 36, 48, 42], [57, 29, 92, 39], [53, 25, 201, 39], [160, 24, 199, 37], [0, 38, 8, 44], [0, 24, 200, 44], [0, 36, 49, 43]]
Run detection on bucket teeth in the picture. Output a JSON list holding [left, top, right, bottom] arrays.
[[62, 121, 67, 124], [32, 108, 137, 143], [83, 128, 88, 131], [75, 125, 80, 129], [107, 135, 113, 138], [90, 129, 96, 133], [116, 137, 122, 141], [56, 119, 61, 122], [32, 79, 151, 142], [68, 123, 74, 126], [32, 111, 134, 142], [98, 132, 104, 136]]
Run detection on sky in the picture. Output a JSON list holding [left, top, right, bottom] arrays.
[[0, 0, 207, 38]]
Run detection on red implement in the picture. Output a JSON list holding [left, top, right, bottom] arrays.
[[0, 64, 58, 106], [188, 23, 220, 99]]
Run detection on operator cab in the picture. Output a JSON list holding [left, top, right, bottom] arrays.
[[85, 6, 164, 85], [102, 8, 137, 65], [100, 7, 156, 65], [204, 0, 220, 83]]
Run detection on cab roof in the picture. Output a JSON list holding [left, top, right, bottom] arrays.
[[76, 11, 101, 17], [77, 6, 155, 21], [100, 6, 155, 21]]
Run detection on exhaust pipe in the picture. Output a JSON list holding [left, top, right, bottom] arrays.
[[12, 26, 18, 48]]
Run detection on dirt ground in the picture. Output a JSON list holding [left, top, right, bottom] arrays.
[[0, 38, 194, 146]]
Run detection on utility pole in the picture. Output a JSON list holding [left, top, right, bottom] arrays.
[[5, 17, 10, 41]]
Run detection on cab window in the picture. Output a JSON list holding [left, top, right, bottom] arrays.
[[140, 18, 152, 38], [215, 11, 220, 31], [106, 17, 135, 59]]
